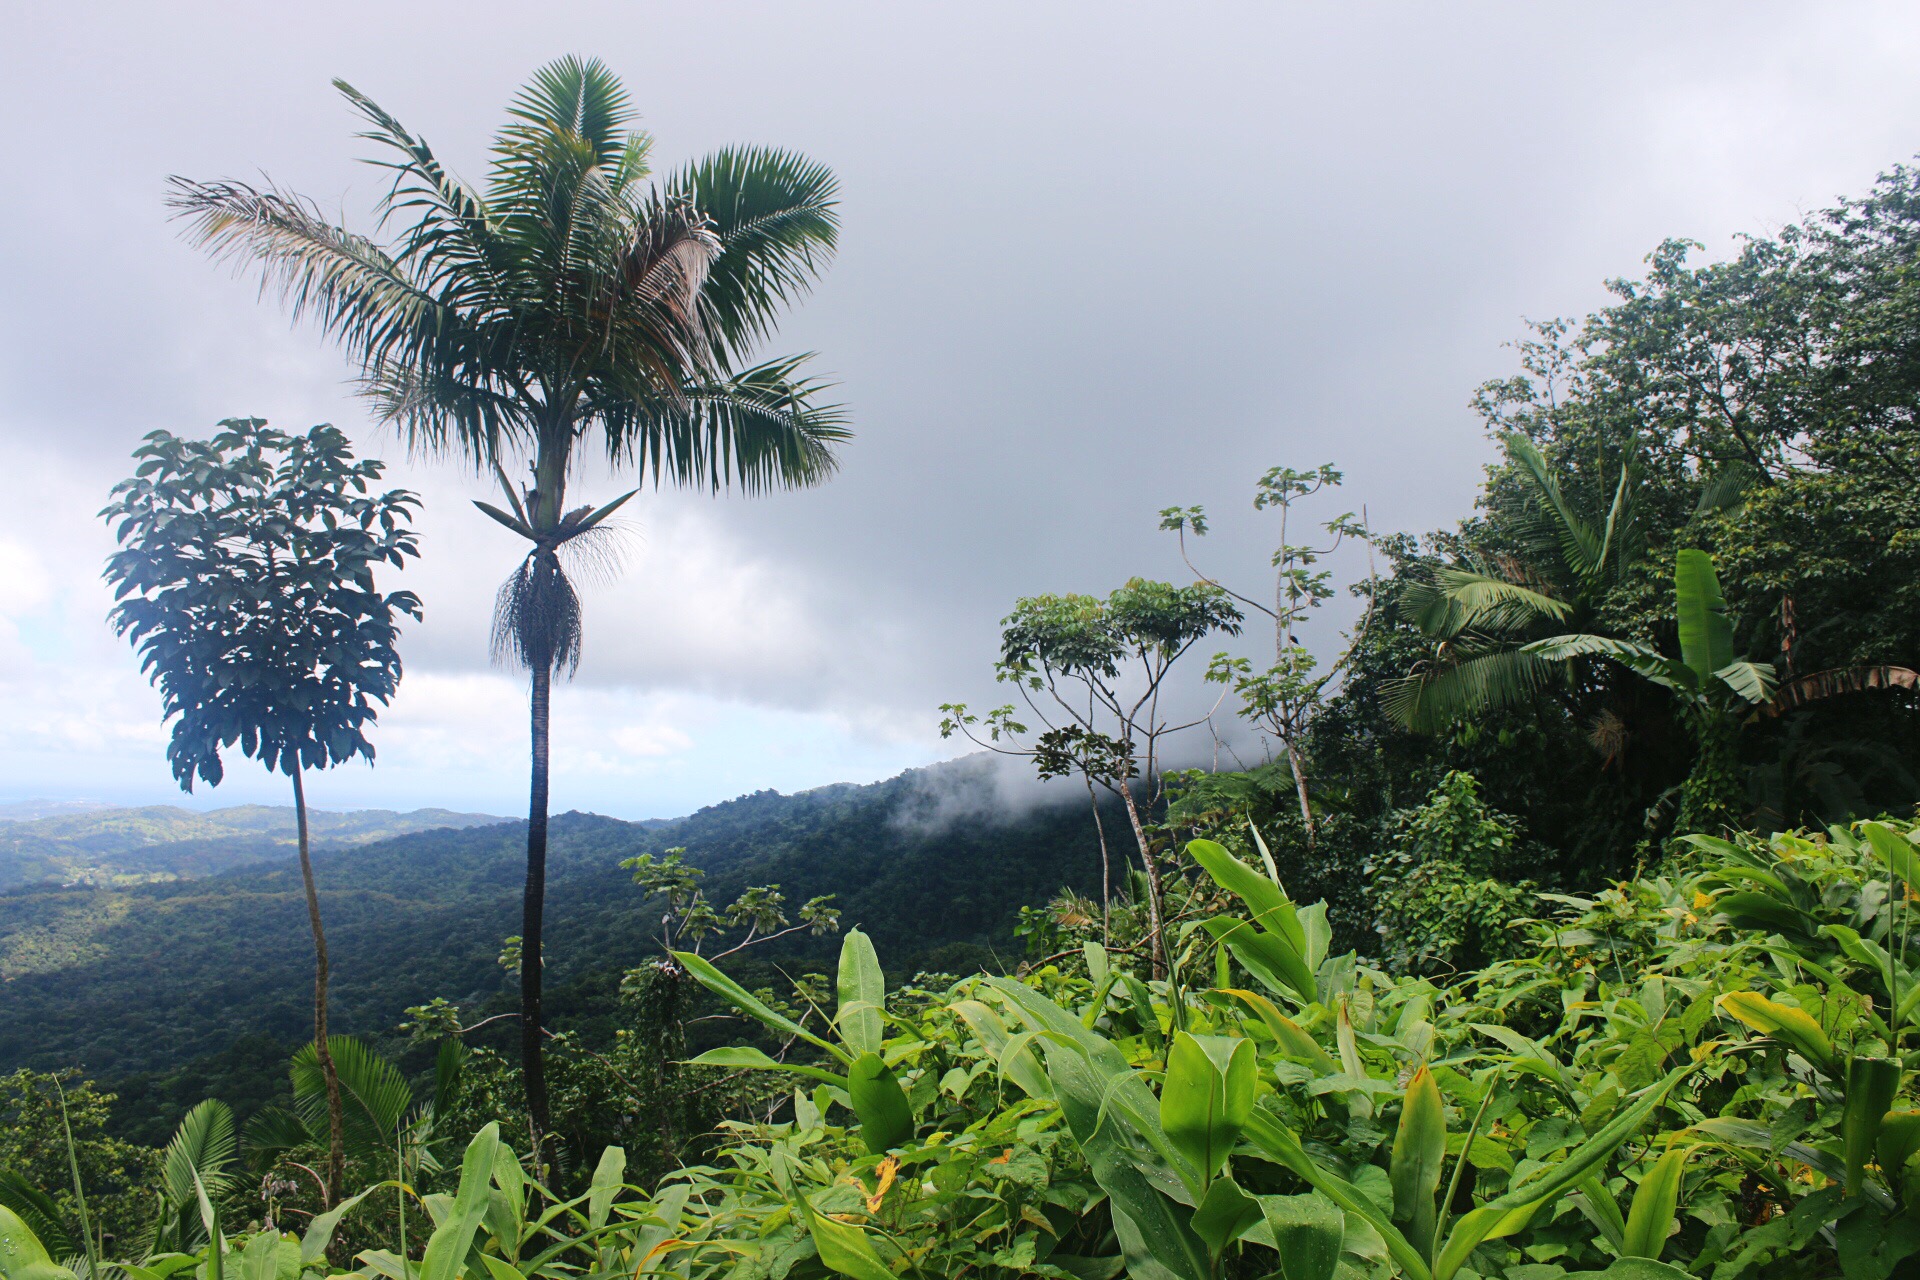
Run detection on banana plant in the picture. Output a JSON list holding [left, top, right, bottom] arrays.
[[1524, 549, 1775, 829], [679, 928, 915, 1153]]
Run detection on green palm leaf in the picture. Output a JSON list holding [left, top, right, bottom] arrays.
[[1383, 648, 1563, 732], [1521, 634, 1696, 695]]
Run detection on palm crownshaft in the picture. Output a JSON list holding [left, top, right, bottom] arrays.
[[172, 57, 846, 1151]]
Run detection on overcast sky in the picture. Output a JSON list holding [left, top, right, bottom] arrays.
[[2, 2, 1916, 819]]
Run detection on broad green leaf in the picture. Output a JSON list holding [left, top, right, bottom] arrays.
[[1258, 1193, 1345, 1280], [846, 1052, 913, 1154], [587, 1145, 625, 1231], [804, 1204, 896, 1280], [1621, 1145, 1688, 1258], [300, 1186, 376, 1265], [1162, 1033, 1255, 1183], [419, 1123, 500, 1280], [1390, 1064, 1446, 1254], [686, 1045, 850, 1087], [984, 978, 1209, 1280], [1218, 988, 1337, 1072], [1879, 1110, 1920, 1187], [675, 950, 851, 1065], [1191, 1177, 1262, 1254], [1864, 822, 1920, 899], [1844, 1056, 1902, 1197], [0, 1205, 78, 1280], [950, 999, 1052, 1099], [1717, 992, 1837, 1073], [1600, 1260, 1693, 1280], [1432, 1063, 1694, 1280], [1187, 839, 1306, 952], [1674, 549, 1732, 684], [1084, 941, 1110, 986], [1240, 1112, 1431, 1280], [1713, 660, 1776, 705], [1200, 917, 1316, 1004], [836, 929, 886, 1056]]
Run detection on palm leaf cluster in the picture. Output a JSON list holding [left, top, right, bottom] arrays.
[[170, 57, 847, 679], [1384, 433, 1641, 732]]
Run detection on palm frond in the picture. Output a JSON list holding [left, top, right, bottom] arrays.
[[1521, 633, 1697, 695], [597, 353, 849, 492], [1432, 568, 1572, 633], [241, 1105, 314, 1163], [0, 1171, 74, 1259], [1504, 433, 1604, 583], [1382, 648, 1563, 732], [161, 1100, 236, 1215], [293, 1037, 414, 1151], [666, 147, 841, 364]]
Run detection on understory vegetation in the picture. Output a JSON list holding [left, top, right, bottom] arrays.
[[13, 59, 1920, 1280]]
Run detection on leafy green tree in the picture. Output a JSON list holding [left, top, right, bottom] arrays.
[[0, 1070, 155, 1257], [170, 57, 847, 1151], [1162, 463, 1375, 845], [101, 419, 420, 1203], [942, 579, 1241, 975]]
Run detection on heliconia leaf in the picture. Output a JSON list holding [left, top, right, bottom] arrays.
[[1258, 1193, 1345, 1280], [1878, 1110, 1920, 1190], [1862, 822, 1920, 900], [419, 1124, 500, 1280], [1187, 839, 1306, 953], [1241, 1112, 1432, 1280], [1200, 917, 1316, 1004], [1844, 1056, 1902, 1197], [1162, 1033, 1255, 1183], [1218, 989, 1337, 1073], [1431, 1063, 1694, 1280], [1391, 1064, 1447, 1254], [685, 1045, 849, 1088], [836, 929, 887, 1057], [1190, 1177, 1262, 1254], [0, 1203, 78, 1280], [804, 1203, 898, 1280], [1621, 1144, 1689, 1258], [675, 950, 852, 1065], [1674, 550, 1733, 686], [846, 1052, 913, 1154], [1717, 992, 1837, 1074]]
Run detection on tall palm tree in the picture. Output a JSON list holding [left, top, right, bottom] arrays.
[[170, 57, 848, 1152]]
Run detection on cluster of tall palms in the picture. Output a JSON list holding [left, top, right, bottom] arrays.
[[171, 57, 848, 1151]]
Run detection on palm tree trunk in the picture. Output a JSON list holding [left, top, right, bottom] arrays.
[[1116, 783, 1168, 979], [521, 663, 553, 1162], [291, 768, 346, 1206]]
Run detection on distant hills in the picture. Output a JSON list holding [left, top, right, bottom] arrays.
[[0, 758, 1103, 1093], [0, 802, 507, 890]]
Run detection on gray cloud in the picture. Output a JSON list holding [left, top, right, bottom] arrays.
[[4, 2, 1918, 812]]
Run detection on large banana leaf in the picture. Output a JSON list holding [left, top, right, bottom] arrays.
[[1674, 550, 1733, 685]]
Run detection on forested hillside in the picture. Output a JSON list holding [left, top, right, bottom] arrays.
[[0, 759, 1105, 1089], [0, 803, 503, 889]]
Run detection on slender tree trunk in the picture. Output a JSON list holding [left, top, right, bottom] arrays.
[[292, 769, 346, 1206], [1117, 783, 1168, 979], [1085, 775, 1112, 946], [1283, 738, 1317, 848], [521, 663, 553, 1163]]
